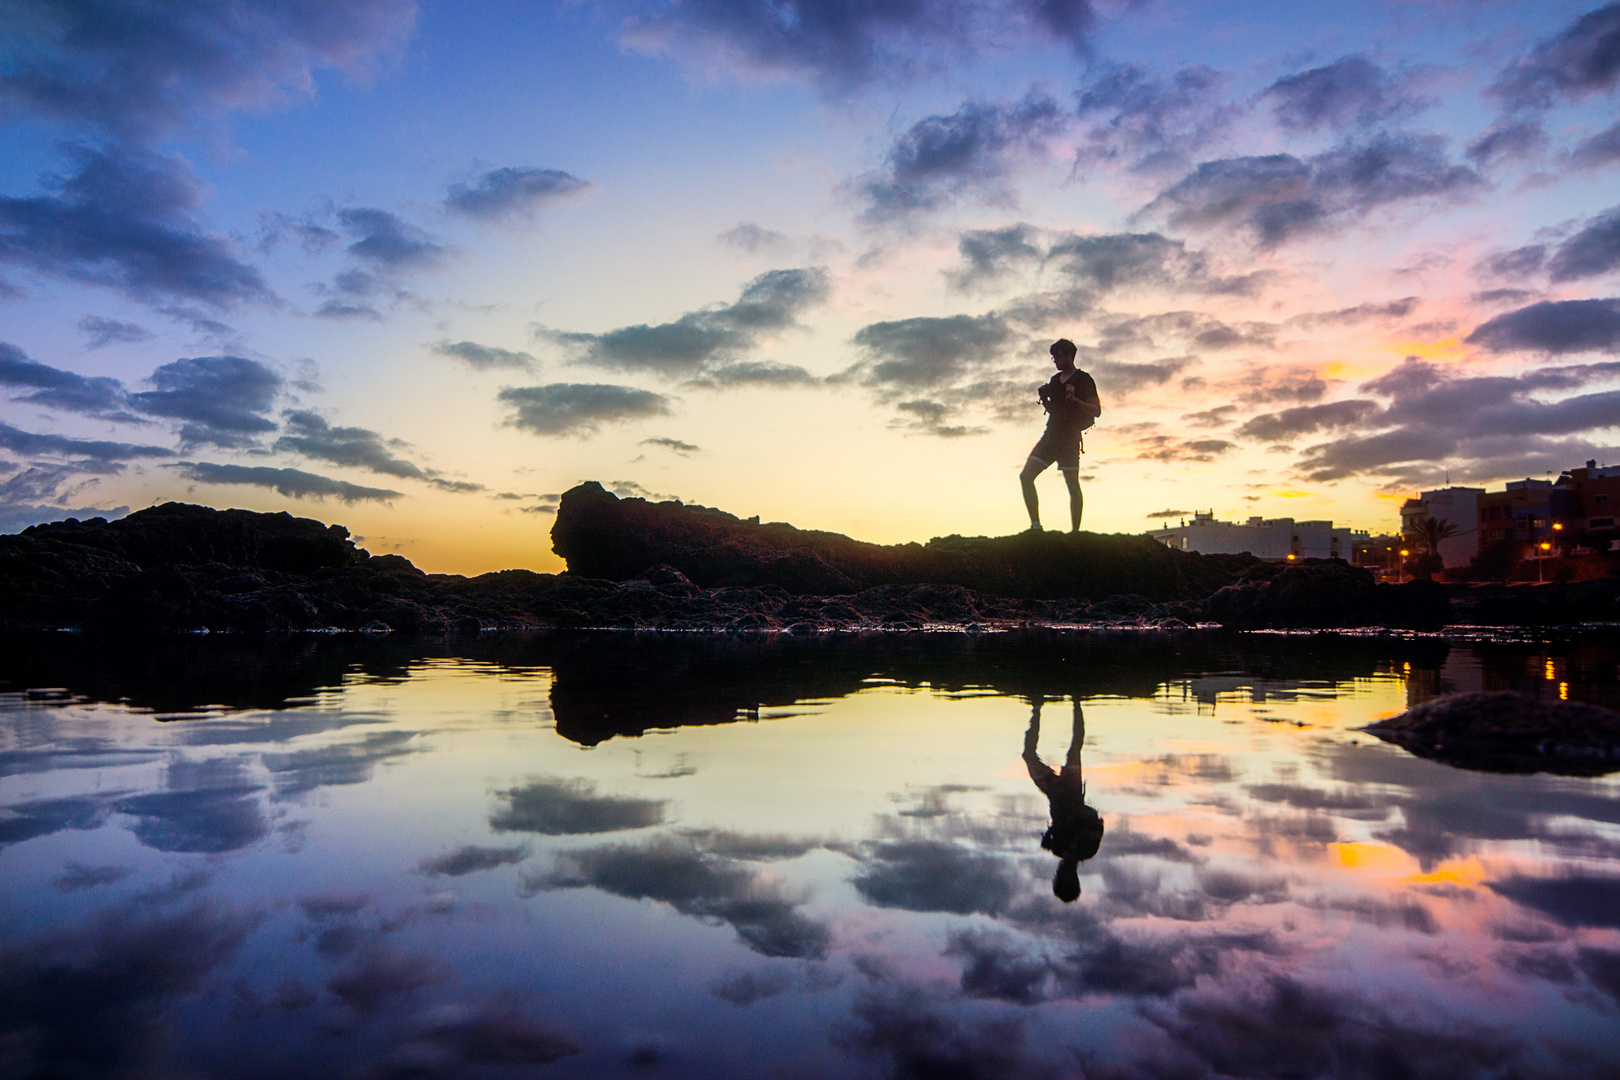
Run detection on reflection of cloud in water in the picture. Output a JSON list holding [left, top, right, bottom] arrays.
[[709, 963, 841, 1005], [530, 837, 830, 959], [0, 744, 160, 779], [1488, 875, 1620, 931], [1321, 741, 1620, 869], [0, 793, 117, 848], [490, 776, 666, 835], [326, 943, 453, 1014], [834, 985, 1037, 1080], [418, 843, 528, 877], [0, 898, 259, 1077], [1136, 976, 1531, 1080], [53, 862, 133, 892], [261, 730, 419, 798], [176, 711, 388, 747], [115, 757, 266, 853], [405, 994, 584, 1066], [851, 839, 1024, 916]]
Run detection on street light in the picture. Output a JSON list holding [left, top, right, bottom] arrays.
[[1398, 548, 1409, 584], [1538, 541, 1551, 582]]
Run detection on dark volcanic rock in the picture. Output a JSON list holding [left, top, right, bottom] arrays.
[[1203, 561, 1450, 629], [550, 481, 1251, 601], [1365, 691, 1620, 776], [10, 485, 1612, 635], [1447, 580, 1620, 626]]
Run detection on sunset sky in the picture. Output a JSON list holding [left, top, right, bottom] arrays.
[[3, 0, 1619, 573]]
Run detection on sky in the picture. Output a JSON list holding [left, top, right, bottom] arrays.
[[2, 0, 1619, 574]]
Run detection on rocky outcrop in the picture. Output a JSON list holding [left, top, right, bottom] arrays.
[[1364, 691, 1620, 776], [550, 481, 1253, 601], [13, 485, 1615, 634]]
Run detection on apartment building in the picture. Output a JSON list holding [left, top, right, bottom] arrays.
[[1560, 460, 1620, 533]]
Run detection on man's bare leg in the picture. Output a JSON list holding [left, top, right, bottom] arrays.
[[1020, 457, 1048, 530], [1061, 468, 1082, 532], [1065, 699, 1085, 773]]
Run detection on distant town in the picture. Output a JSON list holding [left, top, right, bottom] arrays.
[[1149, 459, 1620, 582]]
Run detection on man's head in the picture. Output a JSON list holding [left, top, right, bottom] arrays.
[[1053, 857, 1081, 902], [1050, 339, 1077, 372]]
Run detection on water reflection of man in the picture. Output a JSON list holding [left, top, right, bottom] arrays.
[[1024, 697, 1104, 903]]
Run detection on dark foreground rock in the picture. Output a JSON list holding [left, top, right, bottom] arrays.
[[3, 485, 1609, 634], [1364, 691, 1620, 776]]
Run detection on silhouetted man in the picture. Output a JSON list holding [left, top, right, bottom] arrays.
[[1024, 696, 1104, 903], [1020, 339, 1100, 532]]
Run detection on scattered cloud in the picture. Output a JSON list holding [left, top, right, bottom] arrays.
[[1143, 134, 1483, 247], [1569, 122, 1620, 170], [0, 147, 272, 308], [256, 211, 341, 254], [0, 0, 417, 141], [1261, 56, 1431, 133], [0, 420, 172, 462], [78, 315, 152, 348], [337, 207, 446, 270], [1072, 63, 1237, 176], [946, 224, 1042, 291], [1236, 399, 1382, 442], [1465, 298, 1620, 355], [845, 313, 1016, 391], [1487, 3, 1620, 112], [621, 0, 1097, 94], [498, 383, 673, 437], [0, 342, 141, 421], [1146, 508, 1191, 518], [855, 92, 1067, 221], [641, 437, 700, 454], [536, 267, 828, 376], [718, 222, 792, 255], [129, 355, 281, 446], [1290, 356, 1620, 485], [173, 462, 403, 502], [431, 339, 536, 370], [1467, 119, 1550, 167], [273, 410, 479, 492], [1546, 206, 1620, 282], [445, 166, 592, 222]]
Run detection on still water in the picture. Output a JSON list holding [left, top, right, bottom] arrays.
[[2, 632, 1619, 1079]]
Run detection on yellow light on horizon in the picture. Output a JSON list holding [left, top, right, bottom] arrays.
[[1390, 337, 1464, 359]]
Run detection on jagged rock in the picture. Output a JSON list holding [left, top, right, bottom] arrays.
[[550, 481, 1254, 600], [1365, 691, 1620, 776]]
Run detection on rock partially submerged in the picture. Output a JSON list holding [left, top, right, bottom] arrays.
[[1364, 691, 1620, 776]]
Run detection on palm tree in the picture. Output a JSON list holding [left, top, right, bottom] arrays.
[[1409, 516, 1460, 559]]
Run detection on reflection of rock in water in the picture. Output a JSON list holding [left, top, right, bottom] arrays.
[[1365, 691, 1620, 776], [1024, 699, 1104, 902]]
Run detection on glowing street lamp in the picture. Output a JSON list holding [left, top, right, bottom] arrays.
[[1538, 540, 1552, 582], [1398, 548, 1409, 583]]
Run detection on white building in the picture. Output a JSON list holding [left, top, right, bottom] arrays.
[[1401, 486, 1484, 568], [1148, 512, 1363, 560]]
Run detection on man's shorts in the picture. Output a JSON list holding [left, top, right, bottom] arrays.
[[1028, 429, 1081, 470]]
